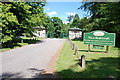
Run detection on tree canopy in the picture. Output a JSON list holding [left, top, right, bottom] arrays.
[[1, 2, 46, 43], [70, 14, 81, 28], [80, 2, 120, 32], [1, 1, 120, 47], [51, 17, 63, 37], [79, 2, 120, 46]]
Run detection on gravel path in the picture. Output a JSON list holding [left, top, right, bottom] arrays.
[[0, 39, 66, 78]]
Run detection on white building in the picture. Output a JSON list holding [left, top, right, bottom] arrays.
[[33, 27, 46, 38], [68, 28, 82, 39]]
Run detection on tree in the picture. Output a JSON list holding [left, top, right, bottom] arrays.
[[2, 2, 20, 42], [79, 2, 120, 46], [27, 2, 46, 27], [70, 14, 81, 28], [62, 24, 69, 33], [79, 17, 91, 32], [67, 15, 74, 23], [43, 16, 69, 38], [51, 17, 63, 38], [1, 1, 47, 43], [43, 16, 54, 33]]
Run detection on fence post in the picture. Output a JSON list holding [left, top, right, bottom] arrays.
[[74, 47, 79, 58], [70, 40, 72, 48], [72, 43, 74, 50], [106, 46, 109, 53], [81, 55, 86, 69], [74, 46, 77, 54], [88, 45, 90, 52]]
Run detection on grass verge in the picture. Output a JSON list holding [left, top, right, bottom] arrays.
[[56, 40, 119, 78], [0, 37, 44, 52], [0, 43, 28, 52]]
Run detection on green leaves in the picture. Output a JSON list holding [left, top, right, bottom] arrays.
[[79, 2, 120, 32], [1, 2, 47, 43], [79, 2, 120, 46], [67, 15, 74, 23], [43, 16, 67, 38], [51, 17, 63, 37], [70, 14, 81, 28]]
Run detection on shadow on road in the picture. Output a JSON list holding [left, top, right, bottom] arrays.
[[2, 68, 56, 79], [35, 40, 44, 44], [2, 57, 119, 79], [2, 72, 23, 79]]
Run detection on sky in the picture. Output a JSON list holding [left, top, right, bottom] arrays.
[[44, 2, 90, 24]]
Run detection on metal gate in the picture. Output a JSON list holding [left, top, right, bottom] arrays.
[[46, 33, 68, 38], [60, 33, 68, 39], [46, 33, 55, 38]]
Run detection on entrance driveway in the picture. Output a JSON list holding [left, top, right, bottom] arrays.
[[0, 39, 66, 78]]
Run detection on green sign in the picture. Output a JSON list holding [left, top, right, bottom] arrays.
[[84, 30, 116, 46]]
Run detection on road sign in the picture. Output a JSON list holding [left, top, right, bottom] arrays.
[[84, 30, 116, 46]]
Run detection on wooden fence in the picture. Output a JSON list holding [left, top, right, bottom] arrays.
[[68, 38, 79, 59], [68, 38, 86, 69]]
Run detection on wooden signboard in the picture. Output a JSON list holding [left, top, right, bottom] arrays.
[[84, 30, 116, 53]]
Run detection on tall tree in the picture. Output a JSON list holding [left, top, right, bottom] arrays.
[[27, 2, 46, 27], [43, 16, 54, 33], [2, 2, 20, 42], [1, 1, 47, 43], [70, 14, 81, 28], [51, 17, 63, 38], [79, 17, 91, 32], [67, 15, 74, 23], [0, 2, 2, 44], [79, 2, 120, 46]]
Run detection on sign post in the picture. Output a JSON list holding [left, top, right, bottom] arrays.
[[88, 44, 90, 52], [106, 46, 109, 53], [84, 30, 116, 53]]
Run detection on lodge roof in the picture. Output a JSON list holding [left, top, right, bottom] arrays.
[[68, 28, 82, 31]]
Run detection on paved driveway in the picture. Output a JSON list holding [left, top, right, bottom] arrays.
[[0, 39, 66, 78]]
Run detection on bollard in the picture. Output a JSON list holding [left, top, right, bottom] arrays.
[[72, 43, 74, 50], [75, 48, 79, 58], [74, 48, 77, 55], [74, 47, 77, 54], [70, 41, 72, 48], [81, 55, 86, 69]]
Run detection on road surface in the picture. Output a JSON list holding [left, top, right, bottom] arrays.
[[0, 39, 66, 78]]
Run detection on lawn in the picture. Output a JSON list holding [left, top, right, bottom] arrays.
[[56, 40, 119, 78], [0, 37, 44, 52]]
